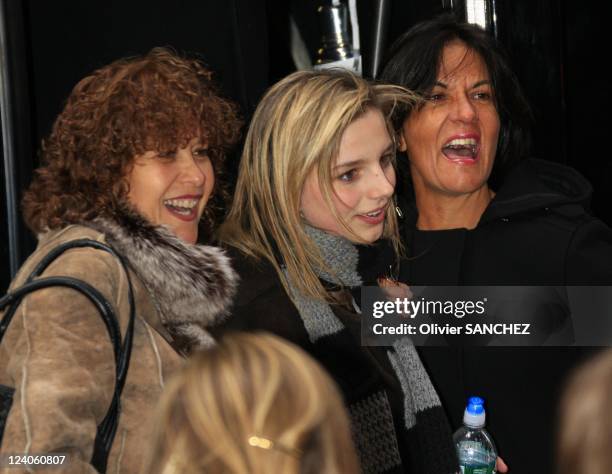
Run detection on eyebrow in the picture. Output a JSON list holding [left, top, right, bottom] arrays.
[[433, 79, 492, 89], [333, 143, 394, 170]]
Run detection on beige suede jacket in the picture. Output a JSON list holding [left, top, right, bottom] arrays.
[[0, 211, 237, 473]]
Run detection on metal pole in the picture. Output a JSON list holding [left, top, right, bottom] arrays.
[[0, 0, 21, 278], [490, 0, 499, 38], [370, 0, 391, 79]]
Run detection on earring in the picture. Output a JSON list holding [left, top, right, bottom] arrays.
[[395, 206, 403, 218]]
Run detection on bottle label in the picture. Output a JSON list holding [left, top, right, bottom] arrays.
[[457, 440, 496, 474], [460, 466, 496, 474]]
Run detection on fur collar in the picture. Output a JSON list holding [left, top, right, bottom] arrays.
[[87, 207, 237, 350]]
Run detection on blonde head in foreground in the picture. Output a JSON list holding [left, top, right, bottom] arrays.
[[219, 70, 417, 302], [146, 332, 360, 473]]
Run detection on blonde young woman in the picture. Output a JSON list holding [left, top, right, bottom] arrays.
[[146, 332, 360, 474], [212, 71, 459, 474]]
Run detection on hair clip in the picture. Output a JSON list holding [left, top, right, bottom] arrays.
[[248, 435, 303, 458]]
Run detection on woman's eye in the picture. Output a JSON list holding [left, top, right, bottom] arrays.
[[426, 93, 445, 102], [193, 148, 210, 159], [338, 169, 357, 183], [156, 151, 175, 160], [473, 91, 492, 101]]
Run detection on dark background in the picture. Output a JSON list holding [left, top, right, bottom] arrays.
[[1, 0, 610, 290]]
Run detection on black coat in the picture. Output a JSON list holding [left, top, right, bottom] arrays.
[[396, 158, 612, 474], [211, 245, 458, 474]]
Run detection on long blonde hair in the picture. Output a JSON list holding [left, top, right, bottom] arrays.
[[145, 332, 360, 474], [219, 70, 417, 301], [557, 349, 612, 474]]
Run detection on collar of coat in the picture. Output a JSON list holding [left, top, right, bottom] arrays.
[[86, 206, 238, 350]]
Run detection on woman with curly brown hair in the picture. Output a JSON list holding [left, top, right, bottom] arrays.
[[0, 47, 240, 473]]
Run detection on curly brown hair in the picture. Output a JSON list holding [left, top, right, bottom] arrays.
[[22, 47, 241, 238]]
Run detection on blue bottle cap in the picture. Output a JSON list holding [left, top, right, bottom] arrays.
[[464, 395, 486, 427], [467, 396, 485, 414]]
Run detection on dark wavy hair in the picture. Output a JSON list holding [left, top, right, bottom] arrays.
[[380, 14, 533, 184], [22, 47, 241, 238]]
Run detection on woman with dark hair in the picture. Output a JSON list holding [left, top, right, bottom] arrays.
[[380, 14, 612, 474], [0, 48, 239, 472], [383, 15, 533, 187]]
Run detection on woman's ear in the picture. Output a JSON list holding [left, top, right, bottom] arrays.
[[398, 131, 408, 152]]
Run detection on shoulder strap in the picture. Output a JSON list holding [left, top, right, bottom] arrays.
[[0, 238, 135, 473]]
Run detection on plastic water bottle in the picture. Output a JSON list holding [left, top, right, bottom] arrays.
[[453, 396, 497, 474]]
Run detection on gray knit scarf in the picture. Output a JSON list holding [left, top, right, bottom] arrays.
[[283, 225, 455, 474]]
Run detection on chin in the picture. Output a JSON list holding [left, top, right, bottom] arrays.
[[443, 178, 488, 195], [360, 228, 384, 244], [175, 228, 198, 244]]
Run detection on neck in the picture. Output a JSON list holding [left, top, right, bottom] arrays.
[[414, 186, 494, 230]]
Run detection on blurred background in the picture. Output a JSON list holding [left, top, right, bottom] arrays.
[[1, 0, 609, 291]]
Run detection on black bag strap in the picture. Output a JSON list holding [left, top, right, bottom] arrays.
[[0, 239, 136, 473]]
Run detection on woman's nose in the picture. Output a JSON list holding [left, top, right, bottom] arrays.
[[179, 152, 206, 186], [368, 168, 395, 200], [451, 93, 478, 122]]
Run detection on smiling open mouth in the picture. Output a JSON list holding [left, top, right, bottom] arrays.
[[442, 137, 479, 161], [356, 206, 387, 225], [163, 198, 199, 217]]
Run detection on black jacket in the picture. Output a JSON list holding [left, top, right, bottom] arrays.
[[211, 245, 458, 474], [400, 158, 612, 285], [396, 158, 612, 474]]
